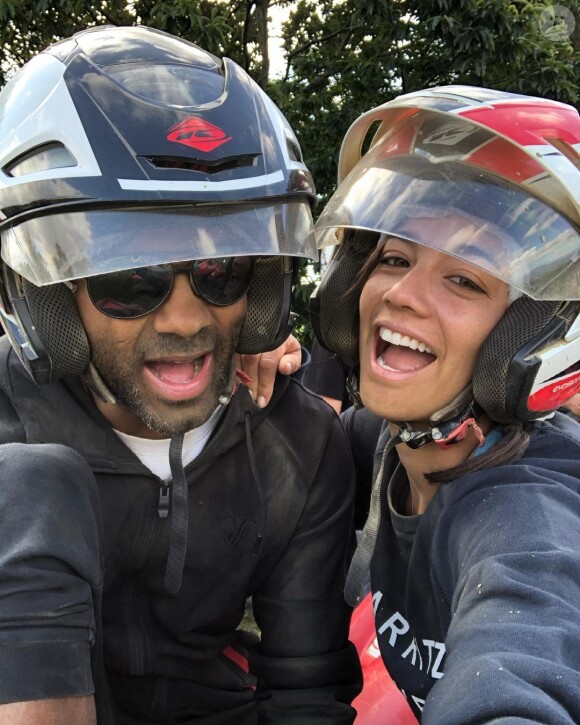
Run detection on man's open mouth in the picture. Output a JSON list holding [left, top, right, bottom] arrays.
[[146, 354, 208, 385], [376, 326, 437, 372]]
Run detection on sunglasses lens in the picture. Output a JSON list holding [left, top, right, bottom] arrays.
[[191, 257, 254, 305], [87, 265, 173, 318]]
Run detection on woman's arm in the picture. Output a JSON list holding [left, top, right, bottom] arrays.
[[426, 458, 580, 723], [237, 335, 302, 407]]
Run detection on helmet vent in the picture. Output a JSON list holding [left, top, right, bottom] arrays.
[[5, 143, 77, 178], [362, 120, 383, 155], [144, 154, 258, 174], [286, 137, 303, 163]]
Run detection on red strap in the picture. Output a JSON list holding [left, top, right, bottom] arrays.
[[222, 645, 250, 673], [435, 417, 485, 450]]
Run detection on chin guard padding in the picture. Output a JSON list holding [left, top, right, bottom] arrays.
[[430, 385, 473, 424], [473, 296, 561, 424], [22, 278, 90, 380], [311, 230, 379, 367], [237, 256, 294, 355]]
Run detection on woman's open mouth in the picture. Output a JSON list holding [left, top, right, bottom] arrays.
[[375, 326, 437, 373]]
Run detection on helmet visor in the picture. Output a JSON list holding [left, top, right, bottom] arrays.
[[316, 154, 580, 300], [2, 200, 317, 286]]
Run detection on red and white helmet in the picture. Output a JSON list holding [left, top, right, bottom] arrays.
[[312, 86, 580, 424]]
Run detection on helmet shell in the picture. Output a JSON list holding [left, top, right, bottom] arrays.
[[0, 25, 316, 228], [312, 86, 580, 423], [338, 85, 580, 223]]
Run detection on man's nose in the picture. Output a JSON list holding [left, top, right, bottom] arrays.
[[152, 271, 212, 336]]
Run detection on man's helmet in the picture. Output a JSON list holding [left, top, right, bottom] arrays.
[[311, 86, 580, 425], [0, 25, 318, 384]]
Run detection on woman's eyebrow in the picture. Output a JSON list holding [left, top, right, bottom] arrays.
[[383, 234, 416, 247]]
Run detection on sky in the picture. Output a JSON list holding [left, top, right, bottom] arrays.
[[268, 3, 291, 78]]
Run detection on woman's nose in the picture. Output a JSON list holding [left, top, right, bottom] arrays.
[[152, 271, 212, 336], [382, 264, 431, 315]]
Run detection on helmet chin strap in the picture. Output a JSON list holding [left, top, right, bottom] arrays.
[[396, 385, 486, 450], [347, 373, 486, 450], [83, 362, 117, 405]]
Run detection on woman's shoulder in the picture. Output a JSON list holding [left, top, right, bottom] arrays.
[[432, 417, 580, 537], [532, 410, 580, 445]]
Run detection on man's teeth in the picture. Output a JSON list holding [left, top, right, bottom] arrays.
[[168, 358, 204, 372], [379, 327, 433, 354]]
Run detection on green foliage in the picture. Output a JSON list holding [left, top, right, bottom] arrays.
[[292, 260, 318, 348], [270, 0, 579, 206], [0, 0, 276, 86], [0, 1, 135, 83]]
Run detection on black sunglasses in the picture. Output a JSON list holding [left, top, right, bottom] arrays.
[[86, 256, 254, 319]]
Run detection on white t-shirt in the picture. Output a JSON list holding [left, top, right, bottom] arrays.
[[114, 405, 225, 481]]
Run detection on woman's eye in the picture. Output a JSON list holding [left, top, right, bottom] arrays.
[[449, 275, 485, 293], [379, 255, 409, 268]]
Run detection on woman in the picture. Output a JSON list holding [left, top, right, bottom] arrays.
[[309, 86, 580, 722]]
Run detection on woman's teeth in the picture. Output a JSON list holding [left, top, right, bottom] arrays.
[[379, 326, 433, 354]]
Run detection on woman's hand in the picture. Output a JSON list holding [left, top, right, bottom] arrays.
[[237, 335, 301, 408]]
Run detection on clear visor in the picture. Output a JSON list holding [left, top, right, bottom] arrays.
[[316, 154, 580, 300], [2, 200, 317, 286]]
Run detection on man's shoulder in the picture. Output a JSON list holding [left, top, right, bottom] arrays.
[[0, 335, 33, 388], [0, 336, 28, 441], [271, 375, 343, 426], [0, 335, 96, 447], [432, 421, 580, 544], [0, 335, 20, 397], [263, 376, 352, 454]]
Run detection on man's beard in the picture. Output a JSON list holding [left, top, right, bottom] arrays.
[[89, 322, 243, 437]]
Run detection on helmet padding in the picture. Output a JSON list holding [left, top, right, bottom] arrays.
[[311, 231, 377, 368], [474, 297, 562, 423], [21, 278, 89, 380]]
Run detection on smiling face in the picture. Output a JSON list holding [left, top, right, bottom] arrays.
[[358, 215, 510, 425], [75, 269, 247, 439]]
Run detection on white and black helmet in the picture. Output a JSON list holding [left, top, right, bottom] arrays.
[[311, 86, 580, 425], [0, 25, 318, 384]]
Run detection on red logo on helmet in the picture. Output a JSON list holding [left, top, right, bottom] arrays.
[[166, 117, 232, 152], [528, 371, 580, 412]]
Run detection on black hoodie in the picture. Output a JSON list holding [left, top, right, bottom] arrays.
[[0, 337, 362, 723]]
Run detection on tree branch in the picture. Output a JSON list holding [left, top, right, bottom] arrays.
[[283, 24, 357, 81], [242, 0, 254, 70]]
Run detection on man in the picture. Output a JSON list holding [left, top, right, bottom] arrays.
[[0, 26, 361, 724]]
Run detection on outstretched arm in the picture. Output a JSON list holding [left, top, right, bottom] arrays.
[[0, 445, 101, 723], [0, 697, 96, 725], [425, 461, 580, 723]]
